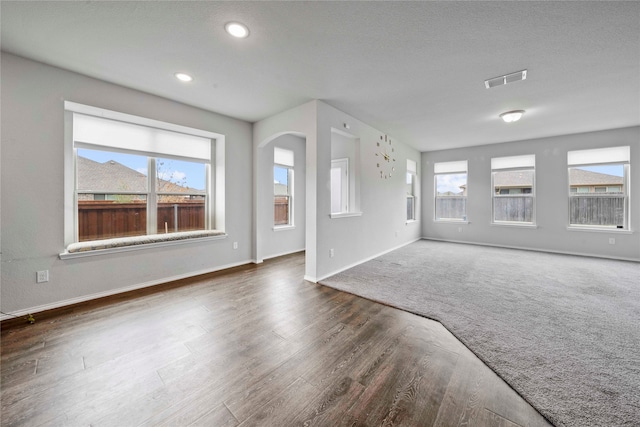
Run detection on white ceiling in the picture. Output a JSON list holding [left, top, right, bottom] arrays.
[[2, 1, 639, 152]]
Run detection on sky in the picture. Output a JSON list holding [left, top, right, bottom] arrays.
[[78, 148, 206, 190], [437, 173, 466, 194], [576, 164, 623, 177], [274, 165, 288, 185]]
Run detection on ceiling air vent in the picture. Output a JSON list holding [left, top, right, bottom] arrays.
[[485, 70, 527, 89]]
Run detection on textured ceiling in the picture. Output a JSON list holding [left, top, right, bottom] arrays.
[[2, 1, 639, 151]]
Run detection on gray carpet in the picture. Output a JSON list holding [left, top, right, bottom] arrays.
[[320, 240, 640, 427]]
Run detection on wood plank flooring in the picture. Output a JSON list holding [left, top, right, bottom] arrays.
[[1, 252, 553, 427]]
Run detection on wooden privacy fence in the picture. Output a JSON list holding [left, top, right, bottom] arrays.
[[570, 195, 624, 226], [274, 196, 290, 225], [493, 196, 533, 222], [78, 201, 205, 241], [435, 197, 467, 220]]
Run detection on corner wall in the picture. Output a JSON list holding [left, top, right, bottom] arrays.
[[421, 127, 640, 261], [314, 102, 422, 280], [0, 53, 254, 315], [258, 134, 306, 259]]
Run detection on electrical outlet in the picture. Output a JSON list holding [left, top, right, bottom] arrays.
[[233, 242, 238, 249], [329, 248, 334, 258], [36, 270, 49, 283], [458, 227, 463, 233], [609, 238, 615, 245], [395, 230, 398, 237]]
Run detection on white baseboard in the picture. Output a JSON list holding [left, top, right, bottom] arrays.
[[315, 238, 422, 283], [421, 237, 640, 263], [262, 248, 305, 261], [0, 259, 254, 321]]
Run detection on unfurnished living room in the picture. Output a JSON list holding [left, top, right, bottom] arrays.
[[1, 2, 639, 427]]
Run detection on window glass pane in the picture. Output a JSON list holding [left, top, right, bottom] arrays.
[[330, 159, 349, 214], [274, 166, 289, 195], [569, 164, 626, 227], [156, 158, 206, 194], [78, 195, 147, 242], [274, 165, 292, 225], [435, 173, 467, 221], [157, 195, 205, 233], [406, 173, 414, 195], [493, 169, 534, 223], [407, 196, 415, 221], [78, 148, 148, 193]]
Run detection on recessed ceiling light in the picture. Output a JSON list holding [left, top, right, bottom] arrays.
[[225, 22, 249, 38], [174, 72, 193, 82], [500, 110, 525, 123]]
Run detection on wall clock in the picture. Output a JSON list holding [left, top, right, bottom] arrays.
[[375, 135, 396, 179]]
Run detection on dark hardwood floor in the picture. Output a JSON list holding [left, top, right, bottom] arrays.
[[1, 252, 552, 427]]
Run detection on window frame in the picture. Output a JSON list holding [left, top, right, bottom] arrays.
[[567, 162, 630, 231], [75, 149, 210, 240], [274, 163, 294, 227], [63, 101, 225, 254], [490, 155, 536, 226], [434, 160, 468, 222], [330, 158, 350, 215], [406, 159, 418, 222]]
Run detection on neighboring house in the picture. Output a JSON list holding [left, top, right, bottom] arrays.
[[569, 168, 623, 193], [454, 169, 623, 196], [274, 181, 288, 196], [77, 156, 204, 201]]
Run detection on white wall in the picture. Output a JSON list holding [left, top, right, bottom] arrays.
[[258, 134, 306, 259], [253, 100, 318, 280], [315, 102, 422, 281], [0, 53, 254, 315], [253, 101, 422, 282], [421, 126, 640, 261]]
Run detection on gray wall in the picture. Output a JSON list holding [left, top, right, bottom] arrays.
[[421, 127, 640, 261], [258, 134, 306, 259], [1, 53, 253, 314]]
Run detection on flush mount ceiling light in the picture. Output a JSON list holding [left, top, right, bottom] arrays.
[[225, 22, 249, 38], [174, 72, 193, 82], [500, 110, 525, 123]]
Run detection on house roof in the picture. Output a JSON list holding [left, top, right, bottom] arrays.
[[2, 2, 638, 152], [77, 156, 204, 194], [569, 168, 623, 186], [458, 168, 623, 189], [494, 170, 534, 188]]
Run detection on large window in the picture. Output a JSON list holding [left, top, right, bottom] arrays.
[[66, 103, 219, 246], [274, 147, 294, 226], [491, 155, 535, 225], [568, 146, 630, 230], [406, 159, 417, 221], [434, 160, 467, 221]]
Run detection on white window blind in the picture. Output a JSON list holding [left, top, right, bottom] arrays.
[[568, 146, 630, 166], [73, 113, 211, 162], [491, 154, 535, 170], [407, 159, 417, 174], [274, 147, 294, 167], [434, 160, 467, 174]]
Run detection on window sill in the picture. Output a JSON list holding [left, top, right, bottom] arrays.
[[434, 219, 469, 224], [330, 212, 363, 219], [567, 226, 633, 234], [405, 219, 419, 225], [491, 222, 538, 229], [273, 225, 296, 231], [60, 230, 227, 259]]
